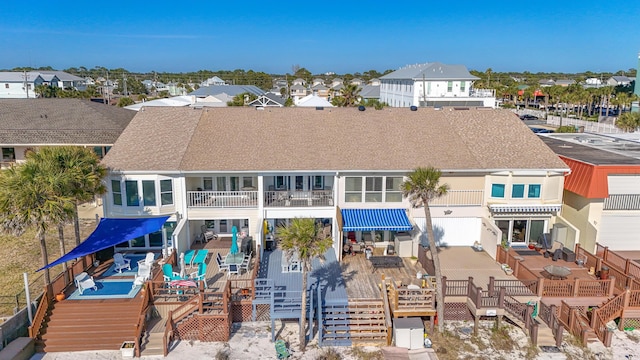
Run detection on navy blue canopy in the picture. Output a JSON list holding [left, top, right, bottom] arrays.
[[38, 216, 170, 271], [341, 209, 412, 232]]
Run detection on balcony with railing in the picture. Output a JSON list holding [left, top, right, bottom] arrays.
[[604, 194, 640, 210], [470, 89, 496, 98], [265, 190, 334, 208], [187, 191, 258, 208], [429, 190, 484, 207]]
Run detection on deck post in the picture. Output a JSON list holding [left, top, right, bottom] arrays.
[[498, 287, 505, 309], [316, 284, 323, 347], [513, 259, 520, 277], [603, 246, 609, 262], [573, 278, 580, 297], [488, 276, 495, 295], [625, 259, 631, 274], [441, 276, 447, 296], [537, 278, 544, 297], [608, 277, 616, 297]]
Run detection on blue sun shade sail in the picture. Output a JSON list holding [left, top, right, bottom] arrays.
[[38, 216, 170, 271], [341, 209, 412, 232]]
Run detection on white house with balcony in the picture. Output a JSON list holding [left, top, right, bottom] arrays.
[[100, 107, 567, 261], [379, 62, 496, 108]]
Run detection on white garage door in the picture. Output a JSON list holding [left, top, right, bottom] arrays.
[[414, 217, 481, 247], [599, 213, 640, 250]]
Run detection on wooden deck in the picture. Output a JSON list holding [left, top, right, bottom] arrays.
[[191, 237, 255, 292], [438, 247, 516, 287], [506, 247, 597, 281], [341, 248, 424, 299]]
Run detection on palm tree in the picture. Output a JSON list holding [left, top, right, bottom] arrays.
[[277, 218, 333, 351], [615, 112, 640, 132], [334, 83, 361, 107], [401, 167, 449, 332], [0, 157, 75, 293]]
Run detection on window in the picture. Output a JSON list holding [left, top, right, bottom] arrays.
[[131, 236, 145, 247], [230, 177, 239, 191], [148, 231, 163, 247], [345, 177, 362, 202], [4, 84, 8, 89], [365, 177, 383, 202], [512, 184, 525, 198], [295, 176, 304, 190], [216, 177, 226, 191], [385, 177, 403, 202], [528, 184, 541, 198], [275, 176, 286, 190], [112, 180, 122, 206], [427, 82, 431, 95], [1, 148, 15, 162], [313, 176, 324, 189], [93, 146, 104, 159], [125, 180, 139, 206], [242, 177, 254, 188], [203, 177, 213, 190], [491, 184, 505, 198], [160, 179, 173, 205], [447, 81, 453, 92], [142, 180, 156, 206], [460, 81, 465, 92]]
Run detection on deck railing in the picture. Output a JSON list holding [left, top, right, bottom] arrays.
[[186, 190, 258, 208], [28, 290, 50, 338], [603, 194, 640, 210], [558, 301, 592, 347], [538, 301, 564, 346], [490, 278, 537, 296], [388, 279, 435, 311], [429, 190, 484, 207], [442, 277, 470, 296], [264, 190, 334, 207], [541, 278, 613, 297], [381, 279, 393, 346], [134, 282, 151, 357]]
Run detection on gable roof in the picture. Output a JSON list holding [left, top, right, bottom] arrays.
[[295, 95, 333, 107], [381, 62, 480, 81], [0, 99, 135, 145], [102, 108, 568, 173], [247, 93, 285, 107], [38, 71, 84, 82]]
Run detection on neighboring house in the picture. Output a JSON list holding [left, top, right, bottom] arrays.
[[124, 95, 231, 111], [38, 71, 85, 89], [0, 98, 135, 167], [311, 83, 330, 99], [294, 94, 333, 107], [0, 72, 45, 98], [247, 93, 286, 107], [585, 78, 602, 86], [360, 78, 381, 102], [541, 133, 640, 253], [607, 76, 632, 87], [100, 107, 567, 262], [289, 83, 308, 101], [379, 62, 496, 108], [539, 79, 555, 87], [555, 79, 576, 87], [200, 76, 226, 87]]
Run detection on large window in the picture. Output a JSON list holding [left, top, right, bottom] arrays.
[[117, 221, 175, 249], [528, 184, 541, 198], [216, 177, 226, 191], [365, 177, 383, 202], [447, 81, 453, 92], [125, 180, 139, 206], [385, 177, 403, 202], [345, 177, 362, 202], [142, 180, 156, 206], [512, 184, 525, 198], [203, 177, 213, 190], [160, 179, 173, 205], [1, 148, 15, 162], [313, 176, 324, 189], [112, 180, 122, 205], [460, 81, 466, 92], [491, 184, 505, 198]]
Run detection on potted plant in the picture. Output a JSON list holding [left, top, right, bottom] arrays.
[[120, 341, 135, 358]]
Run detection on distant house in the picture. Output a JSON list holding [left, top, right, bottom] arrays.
[[200, 76, 226, 87], [295, 94, 334, 107], [247, 93, 286, 107], [555, 79, 575, 87], [380, 62, 496, 108], [538, 79, 555, 87], [0, 98, 135, 167], [189, 85, 264, 99], [360, 78, 381, 102], [607, 76, 632, 87], [0, 72, 45, 98], [290, 78, 308, 101]]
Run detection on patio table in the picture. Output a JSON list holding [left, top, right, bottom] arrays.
[[224, 252, 245, 265]]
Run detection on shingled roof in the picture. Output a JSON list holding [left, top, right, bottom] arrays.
[[0, 99, 135, 145], [102, 107, 568, 173]]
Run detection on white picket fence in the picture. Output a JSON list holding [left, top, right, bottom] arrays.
[[546, 115, 624, 134]]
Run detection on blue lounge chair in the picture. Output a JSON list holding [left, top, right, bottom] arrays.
[[184, 249, 196, 269], [192, 249, 209, 266]]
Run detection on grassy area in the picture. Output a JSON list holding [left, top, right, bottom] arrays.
[[0, 220, 97, 316]]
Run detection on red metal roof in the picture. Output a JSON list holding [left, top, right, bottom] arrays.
[[561, 156, 640, 198]]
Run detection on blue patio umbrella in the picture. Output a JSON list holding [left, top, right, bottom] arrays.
[[230, 226, 239, 255]]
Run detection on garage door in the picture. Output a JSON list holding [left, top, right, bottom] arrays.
[[414, 217, 480, 247], [598, 213, 640, 250]]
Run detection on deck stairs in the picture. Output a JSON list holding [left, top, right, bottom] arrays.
[[36, 298, 142, 352], [320, 299, 388, 347], [140, 313, 168, 356]]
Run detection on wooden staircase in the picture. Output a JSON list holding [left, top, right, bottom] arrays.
[[36, 298, 142, 353], [321, 299, 389, 346]]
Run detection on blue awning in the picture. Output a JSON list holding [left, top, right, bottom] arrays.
[[341, 209, 412, 232], [38, 216, 170, 271]]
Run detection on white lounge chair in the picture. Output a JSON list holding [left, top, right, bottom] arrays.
[[74, 272, 97, 295], [113, 253, 131, 273]]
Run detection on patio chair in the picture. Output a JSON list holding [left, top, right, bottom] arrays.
[[184, 249, 196, 269], [74, 272, 97, 295], [113, 253, 131, 273], [162, 264, 181, 282], [216, 256, 229, 272], [189, 263, 207, 288], [138, 262, 152, 281], [227, 264, 240, 278], [137, 252, 155, 268], [275, 339, 292, 359], [216, 252, 223, 263]]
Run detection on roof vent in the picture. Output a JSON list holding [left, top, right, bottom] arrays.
[[316, 106, 324, 111], [255, 106, 264, 111], [453, 107, 469, 111], [410, 106, 418, 111], [358, 105, 366, 111]]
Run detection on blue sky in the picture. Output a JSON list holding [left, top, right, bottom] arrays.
[[1, 1, 639, 75]]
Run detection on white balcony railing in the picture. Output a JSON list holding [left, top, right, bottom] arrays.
[[187, 191, 258, 208], [604, 194, 640, 210], [429, 190, 484, 207], [264, 190, 334, 207], [470, 89, 496, 98]]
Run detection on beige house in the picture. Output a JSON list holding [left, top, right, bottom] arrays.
[[101, 107, 568, 261]]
